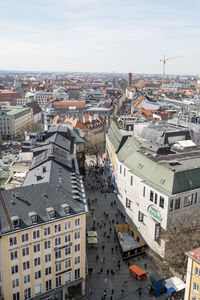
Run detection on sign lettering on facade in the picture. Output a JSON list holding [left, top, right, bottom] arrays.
[[147, 204, 163, 222]]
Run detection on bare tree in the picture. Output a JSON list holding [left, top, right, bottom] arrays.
[[85, 139, 104, 166], [18, 122, 44, 141], [148, 209, 200, 279]]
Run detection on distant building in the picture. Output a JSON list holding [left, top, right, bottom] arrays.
[[25, 101, 42, 123], [128, 73, 132, 87], [34, 91, 69, 107], [0, 90, 20, 105], [0, 106, 33, 140], [185, 247, 200, 300]]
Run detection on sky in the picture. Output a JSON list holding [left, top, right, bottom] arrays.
[[0, 0, 200, 74]]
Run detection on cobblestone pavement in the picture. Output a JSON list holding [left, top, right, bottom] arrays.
[[81, 162, 171, 300]]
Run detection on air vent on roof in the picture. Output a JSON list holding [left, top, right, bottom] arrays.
[[42, 166, 47, 173], [46, 207, 56, 219], [61, 204, 71, 215], [11, 216, 20, 228], [28, 212, 38, 223]]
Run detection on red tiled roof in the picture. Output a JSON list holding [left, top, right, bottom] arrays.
[[53, 101, 85, 110], [186, 247, 200, 262]]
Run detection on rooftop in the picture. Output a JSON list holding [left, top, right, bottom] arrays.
[[186, 247, 200, 263]]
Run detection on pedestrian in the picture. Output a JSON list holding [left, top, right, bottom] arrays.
[[106, 269, 109, 275], [121, 289, 124, 295], [110, 296, 113, 300], [116, 245, 118, 251], [105, 194, 106, 199], [100, 267, 103, 273], [96, 254, 99, 261], [111, 288, 114, 294], [103, 212, 106, 216], [112, 219, 114, 224], [111, 247, 114, 253], [124, 281, 128, 287], [128, 261, 130, 267], [103, 257, 105, 262], [111, 202, 113, 206], [104, 278, 107, 285], [89, 287, 92, 295], [109, 227, 112, 233], [102, 245, 105, 251]]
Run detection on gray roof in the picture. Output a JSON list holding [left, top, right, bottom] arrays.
[[0, 160, 86, 234]]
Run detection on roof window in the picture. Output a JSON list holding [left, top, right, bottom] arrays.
[[11, 216, 20, 228], [61, 204, 71, 215], [28, 212, 38, 223], [46, 207, 56, 219]]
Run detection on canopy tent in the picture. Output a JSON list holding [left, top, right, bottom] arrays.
[[87, 231, 97, 237], [87, 237, 98, 244], [164, 276, 185, 293]]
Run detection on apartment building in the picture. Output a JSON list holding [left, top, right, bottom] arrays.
[[185, 247, 200, 300], [34, 91, 69, 107], [0, 126, 87, 300], [0, 106, 32, 140], [106, 121, 200, 257]]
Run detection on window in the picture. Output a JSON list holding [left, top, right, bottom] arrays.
[[120, 165, 122, 174], [11, 265, 18, 274], [22, 247, 29, 257], [159, 196, 164, 208], [44, 227, 51, 236], [23, 261, 30, 270], [12, 278, 19, 288], [75, 244, 80, 252], [55, 224, 61, 233], [35, 270, 41, 280], [45, 266, 51, 275], [124, 168, 126, 177], [75, 256, 80, 264], [75, 268, 80, 279], [65, 247, 71, 256], [193, 281, 199, 292], [155, 193, 157, 204], [184, 195, 193, 207], [56, 276, 62, 287], [138, 211, 144, 222], [64, 221, 71, 230], [13, 292, 20, 300], [24, 288, 31, 300], [65, 234, 71, 243], [10, 237, 17, 247], [33, 230, 40, 239], [154, 223, 161, 241], [44, 240, 51, 249], [169, 199, 173, 211], [24, 274, 30, 284], [46, 279, 52, 291], [75, 218, 80, 227], [75, 231, 80, 240], [65, 259, 71, 268], [21, 233, 29, 243], [33, 243, 40, 253], [34, 257, 41, 266], [126, 198, 131, 208], [55, 250, 61, 259], [10, 250, 18, 260], [143, 186, 145, 197], [150, 191, 154, 202], [195, 266, 200, 277], [45, 254, 51, 263], [130, 176, 133, 186], [65, 271, 71, 283], [35, 283, 42, 295], [175, 197, 180, 209], [55, 237, 61, 246], [195, 193, 197, 204], [56, 263, 61, 272]]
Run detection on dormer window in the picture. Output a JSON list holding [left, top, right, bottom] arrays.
[[46, 207, 56, 219], [28, 212, 38, 223], [61, 204, 71, 215], [11, 216, 20, 228]]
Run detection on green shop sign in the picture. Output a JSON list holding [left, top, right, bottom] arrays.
[[147, 205, 163, 222]]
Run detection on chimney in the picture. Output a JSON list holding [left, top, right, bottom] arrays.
[[89, 115, 92, 123]]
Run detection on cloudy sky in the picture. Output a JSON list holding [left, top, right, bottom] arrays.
[[0, 0, 200, 74]]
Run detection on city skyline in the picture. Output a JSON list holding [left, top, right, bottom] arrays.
[[0, 0, 200, 75]]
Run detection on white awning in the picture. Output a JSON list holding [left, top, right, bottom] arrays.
[[164, 276, 185, 292]]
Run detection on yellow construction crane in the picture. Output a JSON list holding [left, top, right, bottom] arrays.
[[160, 56, 181, 89]]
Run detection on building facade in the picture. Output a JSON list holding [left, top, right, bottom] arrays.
[[0, 106, 33, 140], [0, 126, 87, 300], [106, 121, 200, 257], [185, 247, 200, 300]]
